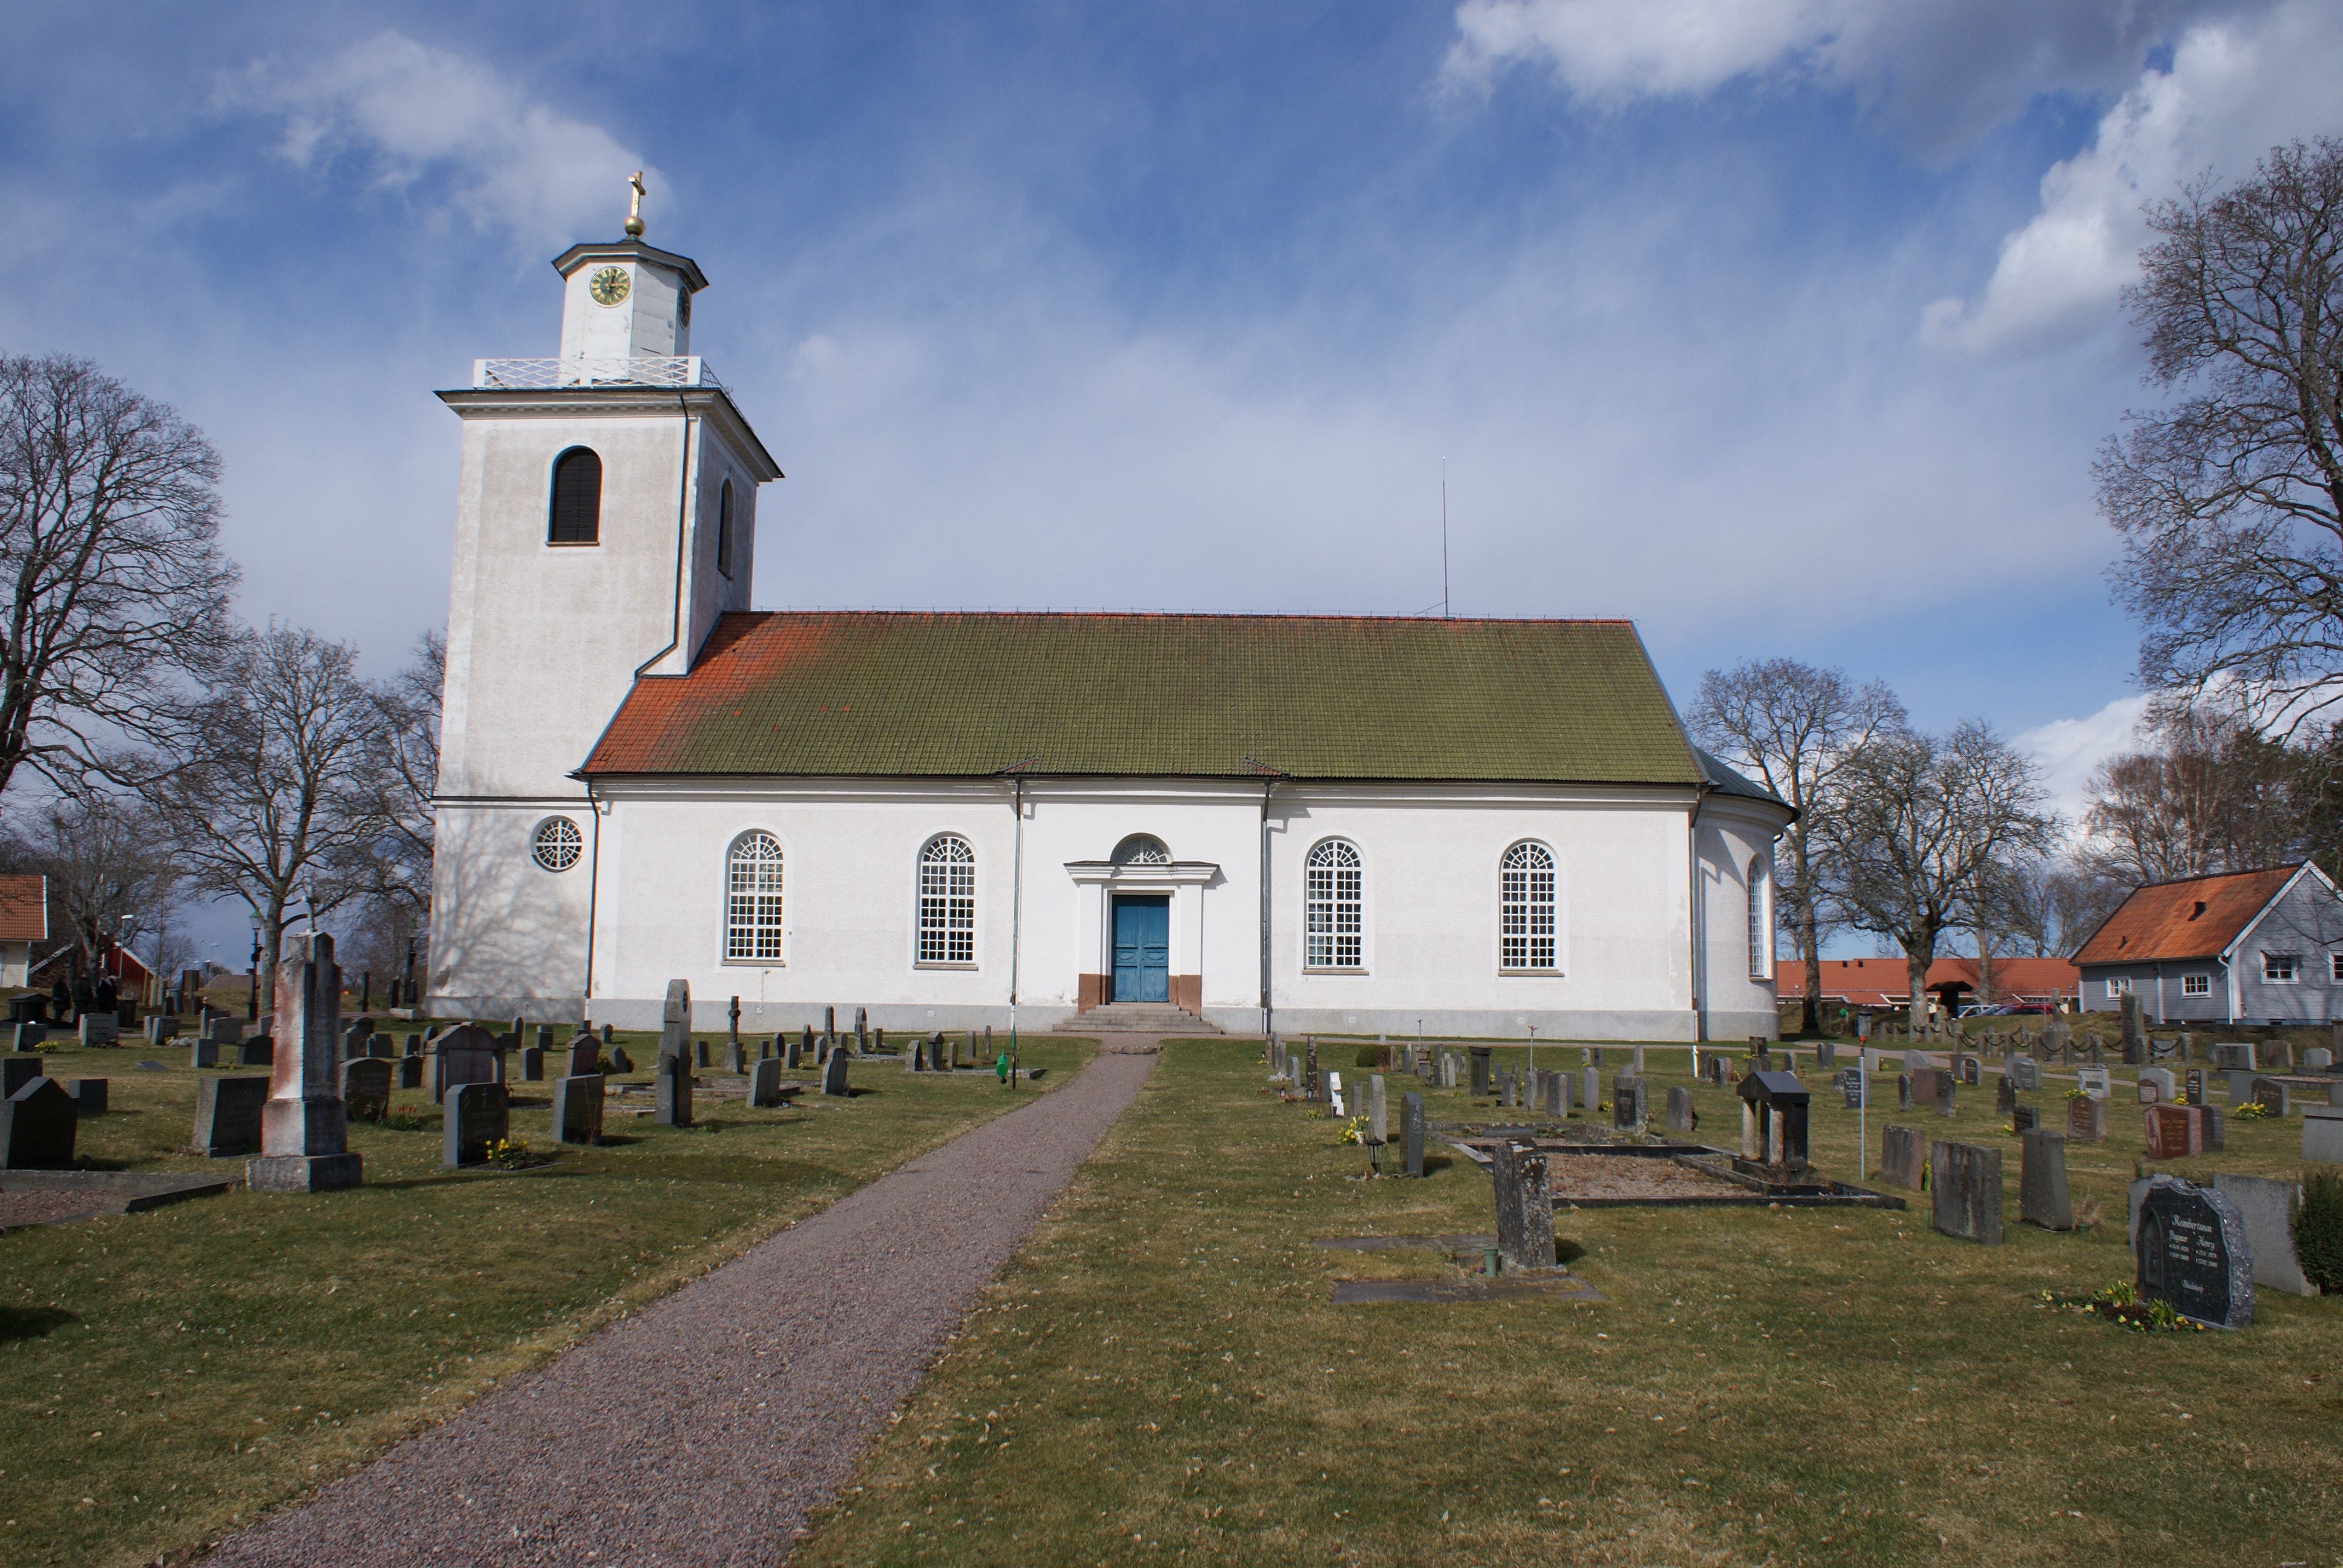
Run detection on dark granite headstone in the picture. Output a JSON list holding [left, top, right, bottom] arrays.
[[235, 1036, 274, 1068], [608, 1045, 634, 1075], [443, 1082, 510, 1167], [68, 1079, 105, 1116], [2135, 1175, 2253, 1328], [2011, 1103, 2039, 1134], [823, 1046, 851, 1098], [1933, 1070, 1957, 1119], [1469, 1046, 1492, 1096], [655, 1054, 693, 1127], [566, 1037, 600, 1079], [1930, 1140, 2003, 1245], [1612, 1072, 1647, 1129], [520, 1047, 545, 1082], [396, 1056, 422, 1089], [11, 1021, 45, 1052], [726, 1040, 747, 1076], [2143, 1103, 2200, 1160], [2068, 1096, 2106, 1143], [191, 1076, 267, 1157], [551, 1074, 604, 1145], [2249, 1077, 2292, 1117], [1996, 1074, 2017, 1116], [2008, 1055, 2041, 1091], [0, 1077, 76, 1168], [1402, 1091, 1424, 1177], [2, 1058, 41, 1098], [436, 1024, 503, 1103], [1838, 1068, 1866, 1109], [1665, 1085, 1695, 1133], [748, 1057, 785, 1108], [1881, 1125, 1927, 1190], [341, 1058, 392, 1123], [2019, 1128, 2071, 1230]]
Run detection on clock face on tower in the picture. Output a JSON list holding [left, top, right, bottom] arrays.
[[588, 266, 632, 307]]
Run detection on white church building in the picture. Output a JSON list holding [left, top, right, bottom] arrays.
[[428, 212, 1789, 1042]]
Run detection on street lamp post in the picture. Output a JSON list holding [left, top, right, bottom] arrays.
[[247, 910, 264, 1023]]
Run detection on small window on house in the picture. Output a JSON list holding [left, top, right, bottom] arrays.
[[549, 448, 602, 544], [917, 835, 976, 965], [1304, 840, 1363, 969], [716, 478, 735, 579], [2182, 973, 2210, 996], [1499, 841, 1556, 971], [2264, 953, 2300, 982], [2333, 953, 2343, 982], [725, 831, 785, 961], [2106, 976, 2131, 996], [531, 817, 582, 873], [1746, 855, 1772, 980]]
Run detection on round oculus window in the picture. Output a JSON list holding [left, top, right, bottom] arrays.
[[532, 817, 583, 872]]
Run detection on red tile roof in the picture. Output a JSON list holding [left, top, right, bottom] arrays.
[[0, 875, 45, 943], [1775, 956, 2079, 1004], [2069, 865, 2305, 965]]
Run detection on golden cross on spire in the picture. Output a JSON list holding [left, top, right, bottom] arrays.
[[625, 171, 647, 237]]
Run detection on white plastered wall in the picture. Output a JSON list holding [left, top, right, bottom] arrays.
[[1694, 796, 1786, 1041]]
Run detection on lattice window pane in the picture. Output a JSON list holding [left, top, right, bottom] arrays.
[[918, 835, 977, 964], [1499, 841, 1556, 970], [1304, 840, 1362, 967], [726, 831, 785, 961], [532, 817, 582, 873], [1747, 856, 1771, 979]]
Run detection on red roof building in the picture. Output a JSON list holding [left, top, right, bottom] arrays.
[[1775, 955, 2080, 1010]]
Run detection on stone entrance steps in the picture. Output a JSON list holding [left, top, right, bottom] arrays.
[[1056, 1003, 1221, 1035]]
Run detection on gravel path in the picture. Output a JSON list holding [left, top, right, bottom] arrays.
[[207, 1043, 1161, 1567]]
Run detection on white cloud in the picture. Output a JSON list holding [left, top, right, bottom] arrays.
[[1922, 2, 2343, 352], [2018, 691, 2149, 831], [1441, 0, 2238, 149], [217, 31, 656, 255]]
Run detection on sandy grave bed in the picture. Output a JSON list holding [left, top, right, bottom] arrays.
[[1542, 1152, 1746, 1202]]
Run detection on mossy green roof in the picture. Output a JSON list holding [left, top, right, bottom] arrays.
[[583, 612, 1706, 783]]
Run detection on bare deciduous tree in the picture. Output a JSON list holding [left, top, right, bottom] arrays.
[[152, 625, 387, 1007], [0, 354, 240, 796], [1685, 659, 1907, 1033], [0, 788, 178, 979], [2101, 139, 2343, 734], [1995, 855, 2130, 959], [361, 627, 441, 926], [2080, 699, 2304, 882], [1818, 721, 2060, 1019]]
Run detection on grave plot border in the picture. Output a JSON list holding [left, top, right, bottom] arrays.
[[1441, 1136, 1909, 1209]]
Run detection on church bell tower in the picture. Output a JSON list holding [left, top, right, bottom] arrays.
[[427, 174, 781, 1012]]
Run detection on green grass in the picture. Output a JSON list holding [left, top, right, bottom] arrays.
[[792, 1039, 2342, 1567], [0, 1028, 1090, 1568]]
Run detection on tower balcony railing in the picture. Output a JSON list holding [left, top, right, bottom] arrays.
[[470, 356, 724, 391]]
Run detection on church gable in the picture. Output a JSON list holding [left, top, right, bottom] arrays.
[[581, 611, 1702, 783]]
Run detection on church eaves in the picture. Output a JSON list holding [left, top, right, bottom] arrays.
[[579, 611, 1706, 783]]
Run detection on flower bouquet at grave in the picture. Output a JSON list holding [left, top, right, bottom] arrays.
[[2039, 1281, 2207, 1333], [2062, 1087, 2090, 1100], [483, 1137, 552, 1170], [2230, 1100, 2270, 1120], [1338, 1116, 1369, 1146]]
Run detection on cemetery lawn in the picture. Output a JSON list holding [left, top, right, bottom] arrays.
[[0, 1031, 1092, 1568], [795, 1039, 2342, 1568]]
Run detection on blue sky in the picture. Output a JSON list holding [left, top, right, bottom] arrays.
[[7, 2, 2343, 956]]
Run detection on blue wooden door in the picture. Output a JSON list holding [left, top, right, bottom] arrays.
[[1111, 896, 1170, 1003]]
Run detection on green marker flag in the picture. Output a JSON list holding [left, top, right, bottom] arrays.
[[995, 1050, 1011, 1083]]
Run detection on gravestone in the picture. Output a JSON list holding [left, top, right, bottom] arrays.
[[2011, 1104, 2039, 1134], [2263, 1039, 2296, 1072], [1880, 1125, 1927, 1191], [566, 1036, 601, 1078], [520, 1047, 545, 1082], [1612, 1072, 1647, 1129], [551, 1074, 604, 1145], [1581, 1067, 1600, 1117], [1818, 1040, 1837, 1068], [658, 979, 692, 1065], [247, 933, 363, 1194], [1838, 1067, 1866, 1109], [2018, 1129, 2071, 1230], [1304, 1040, 1320, 1100], [2008, 1056, 2040, 1092], [236, 1037, 274, 1068], [904, 1040, 925, 1074], [1707, 1054, 1728, 1086], [2250, 1077, 2292, 1118], [2119, 994, 2145, 1064], [1402, 1091, 1425, 1177], [1933, 1070, 1957, 1119], [1368, 1075, 1388, 1146], [1896, 1074, 1912, 1112], [396, 1056, 421, 1089], [2, 1058, 42, 1098], [748, 1057, 786, 1108], [1469, 1047, 1493, 1096], [695, 1040, 710, 1070], [1930, 1140, 2003, 1244], [341, 1059, 392, 1123], [192, 1077, 267, 1157], [2212, 1042, 2255, 1073], [1996, 1074, 2017, 1116], [2184, 1067, 2206, 1106], [790, 1029, 808, 1070], [2304, 1047, 2333, 1071], [11, 1021, 44, 1052], [608, 1045, 634, 1074], [2076, 1067, 2110, 1101], [2148, 1036, 2177, 1062], [2068, 1096, 2106, 1142], [1328, 1071, 1345, 1116], [655, 1054, 693, 1126], [534, 1024, 557, 1056], [0, 1077, 76, 1168], [77, 1013, 119, 1047], [1959, 1056, 1981, 1087], [2301, 1104, 2343, 1164], [1665, 1085, 1696, 1133], [436, 1024, 504, 1105], [2143, 1103, 2199, 1160], [823, 1047, 852, 1098], [205, 1015, 242, 1048], [2134, 1175, 2253, 1328], [2204, 1173, 2315, 1298], [68, 1079, 105, 1116], [443, 1081, 510, 1168], [1904, 1050, 1928, 1076], [1490, 1140, 1553, 1273], [2140, 1067, 2175, 1103]]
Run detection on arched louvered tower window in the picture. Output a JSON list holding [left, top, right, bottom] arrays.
[[917, 835, 977, 964], [726, 831, 785, 961], [716, 478, 735, 578], [1499, 841, 1556, 971], [1304, 840, 1363, 968], [549, 448, 602, 544]]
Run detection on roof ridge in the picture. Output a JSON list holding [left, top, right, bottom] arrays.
[[721, 609, 1642, 626]]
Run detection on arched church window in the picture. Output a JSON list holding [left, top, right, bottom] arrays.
[[716, 478, 735, 579], [917, 835, 977, 964], [532, 817, 583, 874], [1304, 840, 1362, 969], [549, 448, 602, 544], [726, 831, 785, 961], [1499, 841, 1556, 971], [1112, 835, 1170, 865], [1748, 855, 1773, 979]]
